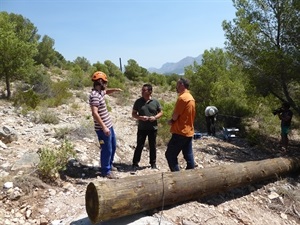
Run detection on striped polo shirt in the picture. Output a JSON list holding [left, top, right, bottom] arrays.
[[89, 89, 113, 131]]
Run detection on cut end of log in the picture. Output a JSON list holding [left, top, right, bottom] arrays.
[[85, 182, 99, 223]]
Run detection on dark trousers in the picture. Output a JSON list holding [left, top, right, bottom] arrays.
[[206, 116, 216, 136], [132, 129, 157, 166], [165, 133, 195, 172]]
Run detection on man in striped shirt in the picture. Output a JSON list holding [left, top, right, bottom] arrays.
[[89, 71, 122, 179]]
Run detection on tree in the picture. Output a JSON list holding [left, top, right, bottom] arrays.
[[34, 35, 57, 67], [73, 56, 91, 72], [124, 59, 148, 81], [148, 72, 167, 86], [104, 60, 124, 81], [54, 50, 67, 69], [93, 61, 109, 75], [185, 48, 250, 130], [223, 0, 300, 114], [0, 12, 38, 99]]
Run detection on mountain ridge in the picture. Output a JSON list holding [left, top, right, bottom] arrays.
[[148, 54, 203, 74]]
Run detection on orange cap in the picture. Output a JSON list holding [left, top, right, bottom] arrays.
[[91, 71, 108, 82]]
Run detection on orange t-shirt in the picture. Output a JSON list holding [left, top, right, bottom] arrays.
[[170, 90, 195, 137]]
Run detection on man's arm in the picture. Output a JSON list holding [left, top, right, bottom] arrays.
[[106, 88, 123, 95], [91, 106, 110, 136], [132, 109, 148, 121], [167, 111, 179, 125], [149, 109, 163, 122]]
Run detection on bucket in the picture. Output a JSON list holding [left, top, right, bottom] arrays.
[[193, 132, 202, 140]]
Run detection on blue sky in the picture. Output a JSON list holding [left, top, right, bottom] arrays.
[[1, 0, 236, 69]]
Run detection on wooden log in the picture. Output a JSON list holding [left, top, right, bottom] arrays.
[[85, 157, 300, 223]]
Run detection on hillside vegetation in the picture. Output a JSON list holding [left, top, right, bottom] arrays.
[[0, 77, 300, 224], [1, 0, 300, 185]]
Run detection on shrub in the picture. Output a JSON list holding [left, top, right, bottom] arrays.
[[105, 99, 112, 112], [75, 91, 88, 102], [54, 127, 74, 139], [157, 101, 175, 144], [245, 128, 262, 146], [35, 111, 60, 124], [68, 68, 89, 89], [12, 88, 40, 109], [114, 89, 131, 107], [37, 140, 76, 182], [107, 76, 125, 90], [39, 81, 72, 107]]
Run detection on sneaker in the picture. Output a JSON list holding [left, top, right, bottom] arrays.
[[151, 164, 157, 169], [111, 166, 118, 171], [132, 164, 139, 172], [95, 171, 101, 176], [104, 172, 118, 179]]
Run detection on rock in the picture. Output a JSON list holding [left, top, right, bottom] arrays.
[[268, 191, 280, 200], [40, 217, 48, 225], [3, 182, 13, 189], [11, 152, 40, 171], [0, 126, 18, 144], [25, 209, 32, 219], [0, 140, 7, 149]]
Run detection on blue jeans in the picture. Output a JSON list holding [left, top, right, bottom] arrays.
[[165, 133, 195, 172], [96, 127, 116, 176]]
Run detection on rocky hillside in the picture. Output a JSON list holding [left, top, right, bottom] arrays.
[[0, 86, 300, 225]]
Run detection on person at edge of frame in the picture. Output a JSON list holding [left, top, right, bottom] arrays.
[[204, 105, 218, 136]]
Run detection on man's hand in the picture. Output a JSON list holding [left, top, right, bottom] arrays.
[[148, 116, 156, 122], [140, 116, 149, 121], [103, 126, 111, 136], [168, 119, 174, 125]]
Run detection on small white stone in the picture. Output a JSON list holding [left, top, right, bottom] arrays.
[[268, 191, 279, 200], [3, 182, 13, 189]]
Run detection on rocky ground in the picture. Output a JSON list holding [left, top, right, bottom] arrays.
[[0, 86, 300, 225]]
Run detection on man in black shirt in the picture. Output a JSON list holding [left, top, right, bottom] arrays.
[[131, 84, 163, 172]]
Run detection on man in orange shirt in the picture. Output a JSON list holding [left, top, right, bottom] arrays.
[[165, 78, 196, 172]]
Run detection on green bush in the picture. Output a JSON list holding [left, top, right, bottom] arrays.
[[157, 101, 175, 145], [29, 66, 52, 99], [40, 81, 72, 107], [108, 76, 126, 89], [75, 91, 88, 102], [105, 99, 112, 112], [68, 68, 90, 89], [54, 127, 74, 139], [12, 88, 40, 109], [35, 111, 60, 124], [245, 128, 262, 146], [37, 140, 76, 182]]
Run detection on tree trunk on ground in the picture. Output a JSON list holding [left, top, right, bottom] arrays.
[[85, 157, 300, 223]]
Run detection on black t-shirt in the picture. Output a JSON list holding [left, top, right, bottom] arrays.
[[281, 109, 293, 127], [133, 97, 162, 130]]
